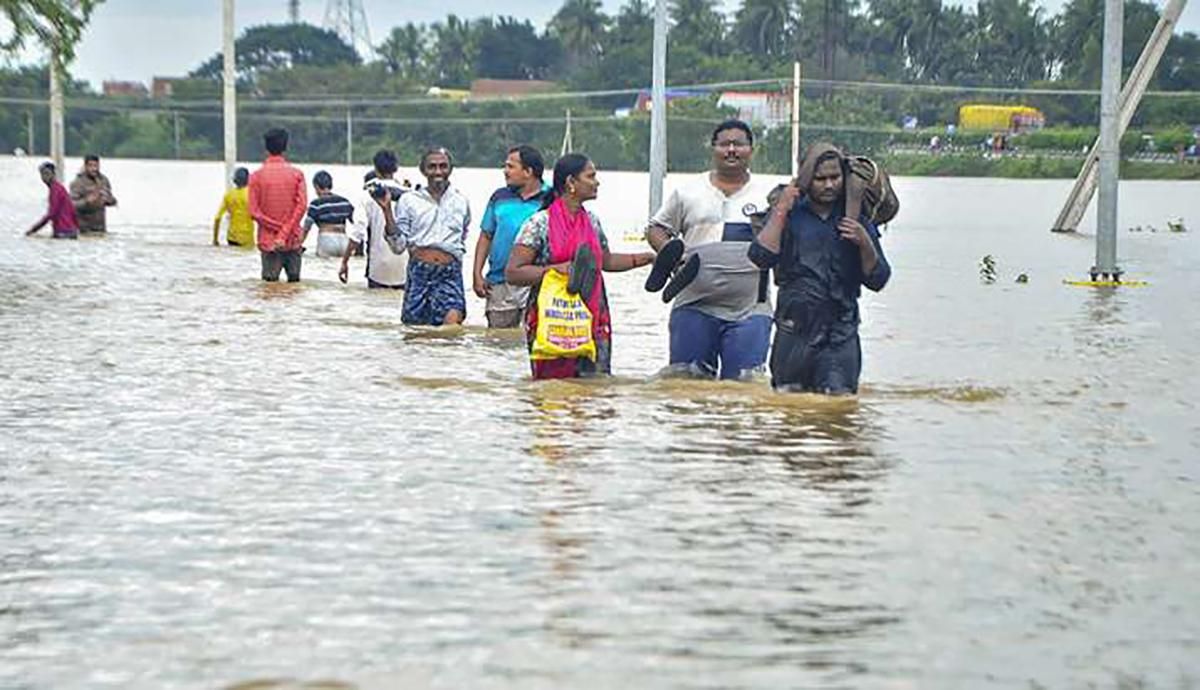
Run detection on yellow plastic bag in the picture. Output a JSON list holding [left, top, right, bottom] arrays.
[[531, 269, 596, 361]]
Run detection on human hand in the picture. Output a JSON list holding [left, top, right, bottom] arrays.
[[338, 260, 349, 284], [837, 218, 869, 247], [25, 226, 40, 236], [772, 185, 802, 215], [472, 274, 491, 298]]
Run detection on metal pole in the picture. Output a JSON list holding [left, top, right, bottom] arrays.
[[223, 0, 237, 188], [173, 111, 181, 159], [1095, 0, 1122, 280], [49, 53, 65, 180], [27, 110, 35, 155], [648, 0, 668, 215], [791, 61, 801, 178], [345, 106, 353, 165]]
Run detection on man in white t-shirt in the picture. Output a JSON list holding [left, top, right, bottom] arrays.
[[644, 119, 776, 380], [338, 149, 410, 290]]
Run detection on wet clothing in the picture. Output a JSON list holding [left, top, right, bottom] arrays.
[[349, 179, 409, 288], [748, 198, 891, 394], [261, 250, 302, 282], [649, 172, 775, 378], [248, 155, 307, 253], [387, 185, 472, 260], [69, 171, 116, 233], [316, 232, 349, 258], [517, 201, 612, 379], [304, 193, 354, 228], [32, 180, 79, 237], [481, 184, 551, 285], [214, 187, 255, 247], [402, 258, 467, 325], [484, 281, 530, 328]]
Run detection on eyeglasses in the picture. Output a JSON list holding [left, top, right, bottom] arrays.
[[713, 140, 752, 149]]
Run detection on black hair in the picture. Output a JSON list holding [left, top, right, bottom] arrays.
[[419, 147, 453, 172], [710, 119, 754, 147], [264, 128, 289, 155], [84, 154, 100, 164], [233, 167, 250, 187], [313, 170, 333, 190], [541, 153, 591, 210], [507, 144, 545, 180], [363, 170, 378, 184], [39, 161, 56, 173], [372, 149, 398, 176]]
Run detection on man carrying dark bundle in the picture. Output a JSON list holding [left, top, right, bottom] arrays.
[[748, 143, 892, 394]]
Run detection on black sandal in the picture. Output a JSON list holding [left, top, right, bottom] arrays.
[[644, 237, 684, 293], [662, 254, 700, 303], [567, 243, 598, 298]]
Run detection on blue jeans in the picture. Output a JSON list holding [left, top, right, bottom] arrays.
[[668, 307, 772, 380]]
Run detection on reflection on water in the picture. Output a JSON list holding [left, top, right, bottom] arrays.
[[2, 160, 1199, 688]]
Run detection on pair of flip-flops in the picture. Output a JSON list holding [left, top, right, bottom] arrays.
[[566, 244, 598, 298], [644, 238, 699, 303]]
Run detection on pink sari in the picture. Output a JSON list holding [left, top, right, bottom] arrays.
[[527, 198, 612, 379]]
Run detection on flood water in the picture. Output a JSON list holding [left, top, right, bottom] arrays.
[[2, 156, 1199, 689]]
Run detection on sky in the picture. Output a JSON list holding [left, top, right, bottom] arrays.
[[3, 0, 1199, 88]]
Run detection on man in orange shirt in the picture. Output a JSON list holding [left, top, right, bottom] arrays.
[[248, 128, 307, 282]]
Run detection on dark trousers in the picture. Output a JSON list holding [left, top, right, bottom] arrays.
[[769, 328, 862, 395], [261, 250, 302, 282]]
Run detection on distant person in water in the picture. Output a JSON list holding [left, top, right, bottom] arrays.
[[70, 154, 117, 234], [473, 144, 550, 328], [302, 170, 354, 258], [387, 147, 472, 326], [26, 162, 79, 239], [749, 143, 892, 394], [248, 128, 307, 282], [506, 153, 655, 379], [212, 167, 255, 247]]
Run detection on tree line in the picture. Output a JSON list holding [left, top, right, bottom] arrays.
[[1, 0, 1198, 173]]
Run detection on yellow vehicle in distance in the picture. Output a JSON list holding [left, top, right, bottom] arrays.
[[959, 104, 1046, 133]]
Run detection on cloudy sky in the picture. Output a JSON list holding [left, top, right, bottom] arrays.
[[7, 0, 1200, 88]]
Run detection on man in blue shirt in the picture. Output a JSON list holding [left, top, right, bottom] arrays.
[[472, 145, 550, 328], [749, 143, 892, 394]]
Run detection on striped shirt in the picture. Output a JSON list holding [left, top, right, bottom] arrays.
[[304, 193, 354, 230], [248, 155, 307, 252]]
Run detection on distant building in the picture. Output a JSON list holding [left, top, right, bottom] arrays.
[[716, 90, 791, 128], [469, 79, 558, 99], [633, 89, 709, 113], [151, 77, 184, 99], [102, 80, 148, 98]]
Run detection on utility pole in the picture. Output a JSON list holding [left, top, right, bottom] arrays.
[[223, 0, 237, 188], [173, 112, 182, 159], [49, 52, 65, 180], [791, 61, 801, 177], [289, 0, 300, 23], [1094, 0, 1122, 281], [27, 110, 35, 155], [345, 106, 353, 165], [648, 0, 668, 216]]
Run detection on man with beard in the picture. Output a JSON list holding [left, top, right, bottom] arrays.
[[643, 120, 777, 380], [387, 148, 471, 326], [69, 155, 118, 234], [748, 143, 891, 394], [472, 145, 550, 328]]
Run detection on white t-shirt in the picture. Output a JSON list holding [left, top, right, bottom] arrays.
[[348, 178, 409, 287], [649, 172, 776, 321]]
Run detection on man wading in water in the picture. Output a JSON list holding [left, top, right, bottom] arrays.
[[748, 143, 891, 394], [248, 128, 308, 282]]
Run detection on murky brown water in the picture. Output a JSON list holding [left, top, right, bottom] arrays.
[[2, 157, 1199, 689]]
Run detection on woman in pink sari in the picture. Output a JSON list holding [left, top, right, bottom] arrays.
[[506, 154, 655, 379]]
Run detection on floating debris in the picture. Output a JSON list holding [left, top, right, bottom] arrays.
[[1168, 219, 1187, 233], [1015, 273, 1030, 284], [980, 254, 997, 284]]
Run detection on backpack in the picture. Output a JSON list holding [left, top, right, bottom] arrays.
[[844, 155, 899, 226]]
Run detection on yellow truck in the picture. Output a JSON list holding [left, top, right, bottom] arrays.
[[958, 105, 1045, 132]]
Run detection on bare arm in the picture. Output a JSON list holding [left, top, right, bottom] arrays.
[[755, 186, 801, 255], [505, 245, 568, 287], [472, 232, 493, 298], [602, 249, 655, 272], [645, 224, 673, 252]]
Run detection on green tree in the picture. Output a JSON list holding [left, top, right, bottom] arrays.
[[191, 23, 360, 81], [427, 14, 475, 87], [377, 23, 427, 80], [972, 0, 1048, 85], [733, 0, 795, 62], [549, 0, 610, 71], [1, 0, 102, 66], [671, 0, 728, 56], [473, 16, 559, 80]]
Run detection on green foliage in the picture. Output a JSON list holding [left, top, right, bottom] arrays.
[[191, 24, 360, 81], [1, 0, 102, 66]]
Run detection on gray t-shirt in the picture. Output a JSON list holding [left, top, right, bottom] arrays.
[[648, 173, 776, 321]]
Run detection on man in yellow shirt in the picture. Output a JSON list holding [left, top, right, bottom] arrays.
[[212, 167, 255, 247]]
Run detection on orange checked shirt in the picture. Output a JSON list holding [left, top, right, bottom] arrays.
[[247, 155, 307, 252]]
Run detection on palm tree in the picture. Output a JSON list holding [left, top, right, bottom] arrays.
[[377, 22, 426, 78], [549, 0, 610, 69], [428, 15, 474, 87], [733, 0, 795, 60], [671, 0, 728, 56]]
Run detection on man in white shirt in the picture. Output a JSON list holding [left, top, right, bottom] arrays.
[[386, 148, 472, 326], [338, 150, 409, 290], [644, 119, 776, 380]]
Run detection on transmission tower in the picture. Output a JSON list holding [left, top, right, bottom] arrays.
[[288, 0, 300, 23], [324, 0, 373, 60]]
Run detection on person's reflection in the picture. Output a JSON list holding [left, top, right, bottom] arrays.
[[1075, 287, 1131, 357], [522, 382, 611, 650]]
